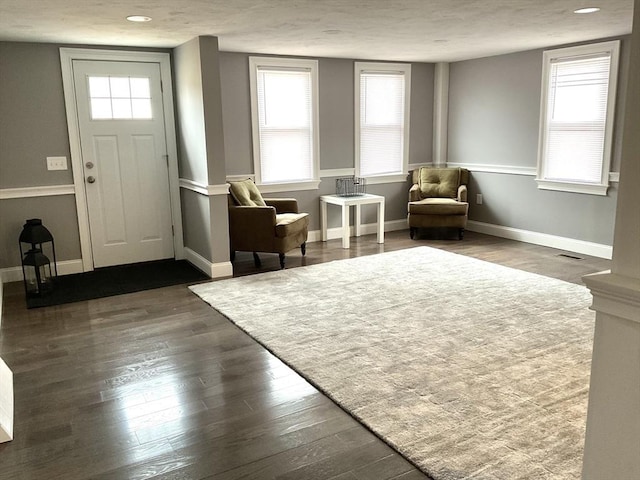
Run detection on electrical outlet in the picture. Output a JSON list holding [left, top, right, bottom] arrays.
[[476, 193, 483, 205], [46, 156, 68, 171]]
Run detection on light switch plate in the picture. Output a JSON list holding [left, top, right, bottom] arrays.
[[47, 156, 68, 171]]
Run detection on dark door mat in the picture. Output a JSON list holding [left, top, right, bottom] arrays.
[[26, 259, 209, 309]]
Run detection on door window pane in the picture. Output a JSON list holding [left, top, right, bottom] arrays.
[[90, 98, 113, 119], [88, 76, 152, 120]]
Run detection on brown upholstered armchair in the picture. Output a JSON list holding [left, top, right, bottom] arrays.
[[228, 179, 309, 269], [407, 167, 469, 240]]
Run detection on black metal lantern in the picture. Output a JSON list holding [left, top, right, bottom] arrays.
[[19, 219, 57, 297]]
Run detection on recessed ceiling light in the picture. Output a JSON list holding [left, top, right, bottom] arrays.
[[126, 15, 152, 22], [574, 7, 601, 14]]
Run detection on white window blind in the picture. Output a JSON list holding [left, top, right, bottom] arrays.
[[544, 55, 610, 182], [537, 41, 619, 195], [356, 63, 411, 179], [250, 58, 318, 187]]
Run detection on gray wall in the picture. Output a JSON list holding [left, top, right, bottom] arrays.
[[219, 53, 434, 230], [0, 43, 73, 188], [0, 41, 175, 270], [0, 42, 80, 268], [0, 197, 81, 268], [448, 37, 631, 246]]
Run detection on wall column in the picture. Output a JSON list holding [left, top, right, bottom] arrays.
[[433, 62, 449, 166], [174, 36, 232, 279], [582, 0, 640, 477]]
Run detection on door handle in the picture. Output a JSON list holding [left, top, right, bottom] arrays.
[[86, 176, 96, 184]]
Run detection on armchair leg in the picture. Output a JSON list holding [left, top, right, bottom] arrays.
[[409, 227, 416, 239], [279, 253, 285, 269], [300, 242, 306, 256], [459, 228, 465, 240], [252, 252, 262, 267]]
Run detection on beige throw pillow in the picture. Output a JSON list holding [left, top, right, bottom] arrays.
[[418, 168, 461, 199], [228, 179, 267, 207]]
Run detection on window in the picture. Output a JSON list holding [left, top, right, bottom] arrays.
[[249, 57, 319, 190], [536, 41, 619, 195], [355, 62, 411, 182], [88, 76, 152, 120]]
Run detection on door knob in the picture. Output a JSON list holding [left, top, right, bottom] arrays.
[[86, 176, 96, 184]]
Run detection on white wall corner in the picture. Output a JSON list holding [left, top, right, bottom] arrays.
[[583, 272, 640, 324], [0, 357, 14, 443], [581, 272, 640, 478], [184, 247, 233, 279]]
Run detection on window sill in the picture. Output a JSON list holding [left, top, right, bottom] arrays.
[[361, 173, 409, 185], [535, 178, 609, 196], [256, 180, 321, 193]]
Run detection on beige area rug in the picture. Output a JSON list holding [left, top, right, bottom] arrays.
[[190, 246, 595, 480]]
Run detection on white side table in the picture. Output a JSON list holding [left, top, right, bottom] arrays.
[[320, 194, 385, 248]]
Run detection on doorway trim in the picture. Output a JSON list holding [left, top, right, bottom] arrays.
[[60, 48, 184, 272]]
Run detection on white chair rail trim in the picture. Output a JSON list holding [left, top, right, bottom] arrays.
[[447, 162, 537, 176], [447, 162, 620, 182], [0, 184, 75, 200], [179, 179, 229, 196]]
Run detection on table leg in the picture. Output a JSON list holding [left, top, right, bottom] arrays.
[[320, 200, 328, 242], [355, 204, 362, 237], [341, 204, 350, 248], [377, 200, 385, 244]]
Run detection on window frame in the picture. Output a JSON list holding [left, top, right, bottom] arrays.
[[536, 41, 620, 196], [354, 62, 412, 184], [249, 56, 320, 192]]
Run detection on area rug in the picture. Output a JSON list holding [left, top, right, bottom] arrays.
[[190, 247, 595, 480], [27, 259, 208, 308]]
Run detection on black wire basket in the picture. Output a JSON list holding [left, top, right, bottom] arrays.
[[336, 176, 367, 197]]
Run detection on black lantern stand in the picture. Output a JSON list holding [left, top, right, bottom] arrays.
[[19, 219, 57, 297]]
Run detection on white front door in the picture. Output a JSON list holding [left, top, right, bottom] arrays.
[[72, 60, 174, 268]]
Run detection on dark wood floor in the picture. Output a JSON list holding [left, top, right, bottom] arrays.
[[0, 230, 610, 480]]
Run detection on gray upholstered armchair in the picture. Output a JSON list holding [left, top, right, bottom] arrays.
[[228, 179, 309, 269], [407, 167, 469, 240]]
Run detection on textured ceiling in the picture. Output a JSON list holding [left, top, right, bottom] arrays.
[[0, 0, 633, 62]]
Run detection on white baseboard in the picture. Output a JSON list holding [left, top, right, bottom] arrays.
[[183, 247, 233, 279], [307, 219, 408, 243], [1, 259, 84, 284], [467, 220, 613, 259], [0, 253, 234, 285]]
